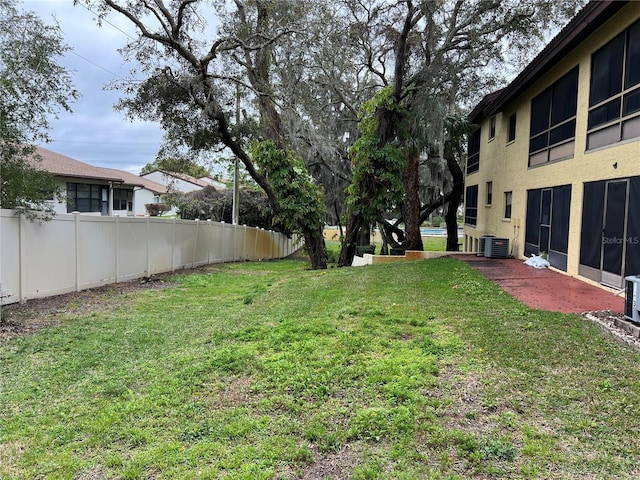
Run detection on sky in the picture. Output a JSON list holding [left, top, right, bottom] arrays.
[[24, 0, 165, 175]]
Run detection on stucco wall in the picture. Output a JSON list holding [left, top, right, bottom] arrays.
[[464, 2, 640, 284]]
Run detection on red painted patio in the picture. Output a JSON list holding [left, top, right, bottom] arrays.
[[458, 255, 625, 314]]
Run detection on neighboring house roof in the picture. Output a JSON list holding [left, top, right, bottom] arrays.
[[33, 146, 125, 183], [468, 0, 628, 123], [32, 147, 167, 195], [198, 176, 228, 189], [142, 169, 210, 189], [100, 168, 168, 195]]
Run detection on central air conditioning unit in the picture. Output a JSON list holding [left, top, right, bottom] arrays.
[[625, 275, 640, 323], [477, 235, 495, 257], [484, 237, 509, 258]]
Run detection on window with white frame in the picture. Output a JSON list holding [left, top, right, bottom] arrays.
[[113, 188, 133, 212], [66, 183, 108, 214]]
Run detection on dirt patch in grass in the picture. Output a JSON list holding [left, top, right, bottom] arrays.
[[72, 465, 108, 480], [198, 375, 258, 408], [298, 444, 361, 480], [0, 266, 216, 343]]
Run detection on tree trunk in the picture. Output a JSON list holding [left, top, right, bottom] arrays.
[[419, 193, 451, 224], [338, 214, 363, 266], [240, 2, 327, 269], [444, 198, 460, 251], [379, 219, 405, 249], [303, 225, 328, 269], [333, 200, 343, 238], [404, 149, 423, 251], [444, 143, 464, 252], [337, 5, 420, 266]]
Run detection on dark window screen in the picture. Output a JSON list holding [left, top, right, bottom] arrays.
[[588, 98, 621, 129], [550, 120, 576, 145], [529, 133, 548, 153], [466, 128, 481, 174], [580, 181, 605, 269], [541, 189, 552, 226], [465, 185, 479, 226], [590, 32, 625, 106], [526, 186, 571, 263], [508, 113, 517, 142], [550, 185, 571, 254], [504, 191, 512, 219], [625, 20, 640, 89], [588, 21, 640, 150], [551, 68, 578, 124], [539, 226, 550, 254], [626, 177, 640, 276], [525, 189, 541, 246], [530, 89, 551, 136], [623, 89, 640, 116], [529, 68, 578, 160], [602, 181, 628, 275]]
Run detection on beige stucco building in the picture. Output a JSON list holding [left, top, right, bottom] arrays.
[[463, 1, 640, 290]]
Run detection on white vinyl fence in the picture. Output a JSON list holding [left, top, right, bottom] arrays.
[[0, 209, 300, 305]]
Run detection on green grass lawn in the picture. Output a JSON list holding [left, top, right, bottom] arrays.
[[421, 236, 448, 251], [2, 258, 640, 479]]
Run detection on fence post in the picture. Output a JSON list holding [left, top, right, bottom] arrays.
[[18, 210, 27, 303], [193, 219, 199, 268], [254, 228, 260, 260], [207, 219, 212, 265], [145, 215, 151, 277], [243, 225, 247, 261], [146, 215, 151, 275], [269, 230, 274, 260], [171, 218, 176, 272], [236, 224, 240, 261], [221, 221, 226, 263], [115, 215, 120, 283], [74, 212, 81, 292], [280, 233, 284, 259]]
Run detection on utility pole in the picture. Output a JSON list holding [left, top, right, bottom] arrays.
[[232, 84, 240, 225]]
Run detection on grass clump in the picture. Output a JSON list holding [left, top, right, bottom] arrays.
[[2, 258, 640, 479]]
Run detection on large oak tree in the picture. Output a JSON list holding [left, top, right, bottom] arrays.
[[85, 0, 329, 268], [335, 0, 587, 266]]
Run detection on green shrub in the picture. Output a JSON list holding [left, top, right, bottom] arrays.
[[145, 203, 169, 216]]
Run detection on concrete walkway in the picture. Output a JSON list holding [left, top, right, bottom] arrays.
[[459, 255, 624, 314]]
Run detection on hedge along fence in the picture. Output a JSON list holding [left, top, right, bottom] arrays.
[[0, 209, 300, 305]]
